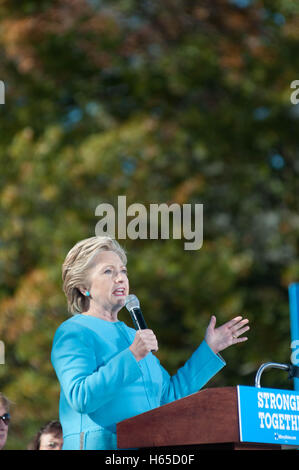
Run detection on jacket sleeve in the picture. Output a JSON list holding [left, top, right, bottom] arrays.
[[51, 322, 142, 414], [159, 339, 226, 406]]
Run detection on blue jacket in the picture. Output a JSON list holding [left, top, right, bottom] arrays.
[[51, 314, 225, 450]]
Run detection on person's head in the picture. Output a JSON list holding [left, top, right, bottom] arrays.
[[28, 420, 63, 450], [0, 393, 11, 450], [62, 236, 129, 316]]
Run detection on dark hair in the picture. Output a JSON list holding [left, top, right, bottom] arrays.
[[27, 420, 62, 450]]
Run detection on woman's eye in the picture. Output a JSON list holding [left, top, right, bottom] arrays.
[[103, 268, 127, 275]]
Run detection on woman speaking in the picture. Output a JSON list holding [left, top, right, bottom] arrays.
[[51, 236, 249, 450]]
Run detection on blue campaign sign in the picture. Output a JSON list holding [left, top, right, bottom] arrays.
[[237, 385, 299, 446]]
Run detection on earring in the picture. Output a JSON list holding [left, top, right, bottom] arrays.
[[85, 291, 90, 297]]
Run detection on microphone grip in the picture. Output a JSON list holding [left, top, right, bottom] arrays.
[[130, 308, 148, 330], [130, 307, 156, 353]]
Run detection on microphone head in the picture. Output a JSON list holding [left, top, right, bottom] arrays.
[[125, 294, 140, 311]]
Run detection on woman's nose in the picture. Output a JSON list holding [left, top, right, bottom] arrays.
[[115, 270, 126, 282]]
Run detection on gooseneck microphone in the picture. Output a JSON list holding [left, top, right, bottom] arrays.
[[125, 294, 148, 330]]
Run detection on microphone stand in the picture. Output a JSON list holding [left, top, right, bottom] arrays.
[[255, 362, 299, 388]]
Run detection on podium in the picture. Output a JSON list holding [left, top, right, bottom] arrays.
[[117, 387, 298, 450]]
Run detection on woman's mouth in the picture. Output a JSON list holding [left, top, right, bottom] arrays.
[[113, 288, 126, 296]]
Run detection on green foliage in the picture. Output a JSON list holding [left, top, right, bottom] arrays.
[[0, 0, 299, 449]]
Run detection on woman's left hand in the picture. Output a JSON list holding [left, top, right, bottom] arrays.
[[205, 315, 250, 354]]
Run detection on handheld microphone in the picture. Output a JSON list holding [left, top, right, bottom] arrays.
[[125, 294, 148, 330]]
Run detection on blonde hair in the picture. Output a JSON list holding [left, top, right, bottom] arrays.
[[0, 393, 11, 412], [62, 236, 127, 314]]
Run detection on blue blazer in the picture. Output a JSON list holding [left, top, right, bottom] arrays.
[[51, 314, 225, 450]]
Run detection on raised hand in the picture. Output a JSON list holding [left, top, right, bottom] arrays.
[[204, 315, 250, 354]]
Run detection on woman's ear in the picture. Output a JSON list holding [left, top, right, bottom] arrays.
[[78, 286, 88, 296], [81, 287, 92, 298]]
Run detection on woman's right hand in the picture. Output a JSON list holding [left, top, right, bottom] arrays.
[[129, 329, 158, 361]]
